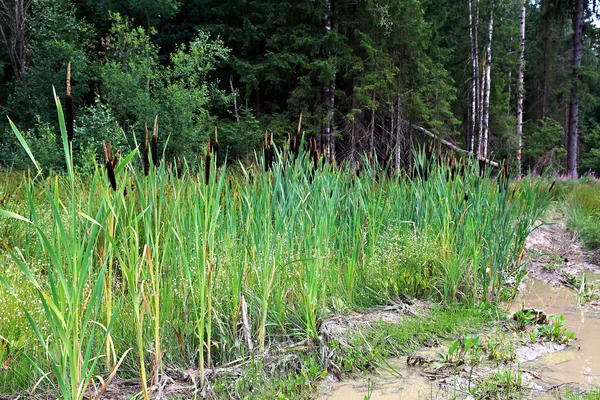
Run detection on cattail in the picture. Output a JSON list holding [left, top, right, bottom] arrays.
[[310, 138, 318, 170], [103, 142, 117, 191], [293, 112, 302, 159], [143, 122, 150, 176], [548, 181, 556, 193], [66, 62, 74, 143], [105, 159, 117, 190], [213, 127, 219, 166], [151, 115, 159, 167], [177, 157, 182, 179], [263, 131, 273, 172], [205, 138, 211, 185]]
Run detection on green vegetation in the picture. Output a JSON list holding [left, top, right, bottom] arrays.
[[559, 180, 600, 254], [1, 0, 600, 176], [2, 0, 600, 397], [0, 99, 554, 398]]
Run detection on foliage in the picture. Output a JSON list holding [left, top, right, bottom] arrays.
[[7, 0, 95, 125], [559, 180, 600, 252], [523, 118, 566, 173], [0, 99, 553, 394], [99, 13, 229, 160]]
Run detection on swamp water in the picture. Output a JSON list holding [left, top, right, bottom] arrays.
[[320, 274, 600, 399], [510, 275, 600, 388]]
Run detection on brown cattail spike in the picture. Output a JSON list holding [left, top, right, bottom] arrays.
[[205, 138, 211, 185], [103, 141, 117, 191], [152, 115, 159, 167], [151, 115, 160, 167], [66, 62, 74, 142], [294, 112, 302, 158], [143, 122, 150, 176]]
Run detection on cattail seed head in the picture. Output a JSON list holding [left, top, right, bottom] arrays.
[[103, 141, 117, 191], [151, 115, 159, 167], [213, 127, 220, 165], [205, 138, 211, 185]]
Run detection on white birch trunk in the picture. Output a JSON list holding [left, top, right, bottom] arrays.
[[324, 0, 336, 161], [468, 0, 478, 154], [516, 0, 526, 178], [481, 0, 495, 159]]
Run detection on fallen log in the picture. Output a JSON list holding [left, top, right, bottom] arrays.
[[411, 125, 499, 168]]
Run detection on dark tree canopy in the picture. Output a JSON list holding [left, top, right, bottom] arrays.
[[1, 0, 600, 175]]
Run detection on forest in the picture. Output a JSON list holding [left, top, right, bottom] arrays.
[[1, 1, 600, 399], [0, 0, 599, 174]]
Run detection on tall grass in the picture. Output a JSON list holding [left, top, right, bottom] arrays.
[[557, 179, 600, 252], [0, 100, 553, 396]]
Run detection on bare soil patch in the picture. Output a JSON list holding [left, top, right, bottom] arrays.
[[525, 213, 600, 287]]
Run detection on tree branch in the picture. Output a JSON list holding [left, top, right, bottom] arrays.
[[411, 124, 499, 167]]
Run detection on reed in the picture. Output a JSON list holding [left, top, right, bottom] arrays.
[[0, 98, 554, 396], [151, 116, 159, 168], [0, 93, 113, 399], [65, 63, 74, 143], [143, 123, 150, 176]]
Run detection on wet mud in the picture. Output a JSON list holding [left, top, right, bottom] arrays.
[[320, 216, 600, 399]]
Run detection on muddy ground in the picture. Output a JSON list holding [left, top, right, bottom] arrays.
[[525, 212, 600, 293], [321, 213, 600, 399]]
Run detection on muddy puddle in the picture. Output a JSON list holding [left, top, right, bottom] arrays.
[[321, 273, 600, 399], [320, 357, 442, 400], [510, 275, 600, 388], [321, 218, 600, 399]]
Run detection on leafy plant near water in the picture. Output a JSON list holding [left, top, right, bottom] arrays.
[[471, 366, 524, 399], [535, 316, 574, 344], [0, 98, 554, 396]]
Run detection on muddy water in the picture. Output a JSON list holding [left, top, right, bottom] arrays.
[[319, 360, 442, 400], [510, 274, 600, 388], [321, 273, 600, 399]]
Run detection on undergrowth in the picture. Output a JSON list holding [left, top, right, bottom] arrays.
[[556, 179, 600, 254], [0, 98, 553, 397]]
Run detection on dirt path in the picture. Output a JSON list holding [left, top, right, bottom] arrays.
[[525, 212, 600, 290]]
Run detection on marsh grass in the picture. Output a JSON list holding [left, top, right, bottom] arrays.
[[0, 99, 554, 396], [559, 180, 600, 252]]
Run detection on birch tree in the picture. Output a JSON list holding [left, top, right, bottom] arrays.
[[468, 0, 480, 154], [516, 0, 526, 177], [480, 0, 495, 160]]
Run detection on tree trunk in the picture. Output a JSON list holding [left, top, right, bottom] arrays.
[[481, 0, 495, 160], [323, 0, 336, 161], [516, 0, 526, 178], [475, 0, 483, 156], [541, 9, 549, 119], [0, 0, 32, 82], [468, 0, 480, 154], [370, 87, 376, 162], [567, 0, 585, 177], [394, 74, 406, 172]]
